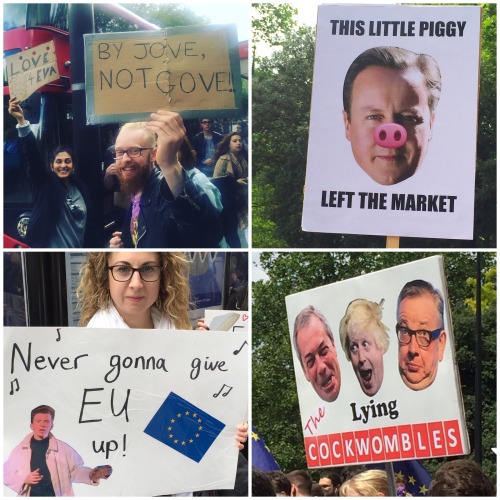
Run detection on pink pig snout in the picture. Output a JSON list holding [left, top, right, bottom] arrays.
[[373, 123, 407, 148]]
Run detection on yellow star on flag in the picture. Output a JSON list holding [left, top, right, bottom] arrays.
[[408, 476, 416, 485], [252, 431, 260, 441], [419, 484, 429, 495], [395, 471, 405, 481]]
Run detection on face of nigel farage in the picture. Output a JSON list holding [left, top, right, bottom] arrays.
[[296, 315, 341, 402], [30, 413, 53, 440], [347, 326, 385, 396], [114, 128, 155, 194], [343, 66, 435, 185], [397, 294, 446, 391]]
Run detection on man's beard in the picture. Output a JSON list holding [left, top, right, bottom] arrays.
[[117, 162, 151, 195]]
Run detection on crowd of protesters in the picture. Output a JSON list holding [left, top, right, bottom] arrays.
[[252, 460, 496, 497], [8, 94, 248, 249]]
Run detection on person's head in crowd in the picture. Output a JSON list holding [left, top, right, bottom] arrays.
[[286, 470, 313, 497], [49, 146, 75, 183], [339, 470, 390, 496], [266, 470, 292, 496], [342, 46, 441, 185], [77, 252, 192, 329], [30, 405, 55, 440], [199, 117, 214, 134], [397, 279, 447, 390], [215, 131, 244, 160], [339, 299, 389, 396], [319, 470, 342, 496], [429, 459, 495, 496], [113, 121, 157, 195], [339, 465, 367, 484], [293, 306, 342, 402], [252, 468, 277, 496], [311, 482, 325, 496]]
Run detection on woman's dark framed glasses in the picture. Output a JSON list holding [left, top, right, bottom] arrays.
[[108, 265, 161, 282]]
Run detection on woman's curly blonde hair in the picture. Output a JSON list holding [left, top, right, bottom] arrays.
[[77, 252, 192, 329]]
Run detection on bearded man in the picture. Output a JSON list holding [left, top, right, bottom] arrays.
[[108, 111, 222, 248]]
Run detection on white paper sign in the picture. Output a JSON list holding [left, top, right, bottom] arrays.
[[302, 5, 481, 239], [286, 256, 469, 467], [4, 328, 248, 496], [205, 310, 249, 333]]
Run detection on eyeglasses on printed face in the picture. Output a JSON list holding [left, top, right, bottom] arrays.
[[113, 148, 153, 160], [108, 265, 161, 282], [396, 323, 442, 348]]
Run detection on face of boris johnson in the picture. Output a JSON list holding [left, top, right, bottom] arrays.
[[397, 294, 446, 391], [296, 315, 341, 402], [347, 326, 385, 396], [343, 66, 435, 185]]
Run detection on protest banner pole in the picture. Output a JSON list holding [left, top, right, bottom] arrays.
[[384, 462, 398, 496], [474, 252, 482, 464], [386, 236, 400, 248]]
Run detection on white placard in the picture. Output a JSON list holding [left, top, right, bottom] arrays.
[[4, 328, 248, 496], [286, 256, 469, 467], [302, 5, 481, 239]]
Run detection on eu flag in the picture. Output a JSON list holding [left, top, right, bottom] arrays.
[[370, 460, 432, 496], [144, 392, 225, 463], [252, 426, 281, 471]]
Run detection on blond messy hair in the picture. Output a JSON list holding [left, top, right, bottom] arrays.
[[77, 252, 192, 329], [119, 122, 157, 148], [339, 470, 390, 496]]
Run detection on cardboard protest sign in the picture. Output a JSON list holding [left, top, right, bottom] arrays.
[[302, 6, 481, 239], [4, 328, 248, 496], [286, 256, 469, 467], [5, 41, 59, 101], [205, 310, 249, 333], [84, 24, 242, 124]]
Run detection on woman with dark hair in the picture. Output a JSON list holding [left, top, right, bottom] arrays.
[[212, 132, 248, 248], [8, 96, 100, 248]]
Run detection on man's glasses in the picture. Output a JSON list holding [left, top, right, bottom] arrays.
[[396, 324, 442, 348], [200, 120, 212, 125], [114, 148, 153, 160], [108, 265, 161, 282]]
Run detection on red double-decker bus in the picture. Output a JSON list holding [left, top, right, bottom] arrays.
[[3, 3, 159, 244]]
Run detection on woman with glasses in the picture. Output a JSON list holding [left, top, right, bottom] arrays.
[[8, 96, 101, 248], [76, 251, 248, 493]]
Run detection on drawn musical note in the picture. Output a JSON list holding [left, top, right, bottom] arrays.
[[9, 378, 20, 395], [56, 328, 61, 342], [213, 384, 233, 398], [233, 340, 248, 355]]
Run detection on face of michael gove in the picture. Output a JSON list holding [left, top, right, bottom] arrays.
[[296, 315, 341, 402], [343, 65, 435, 185]]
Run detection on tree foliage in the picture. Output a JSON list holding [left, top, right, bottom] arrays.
[[252, 252, 496, 480], [252, 5, 496, 248]]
